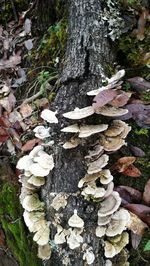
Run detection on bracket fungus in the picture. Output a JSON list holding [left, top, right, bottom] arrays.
[[83, 247, 95, 265], [61, 124, 80, 133], [54, 226, 68, 244], [50, 193, 68, 211], [63, 106, 94, 120], [40, 109, 58, 123], [96, 106, 128, 117], [33, 126, 50, 139], [104, 232, 129, 258], [67, 228, 83, 249], [27, 175, 45, 187], [87, 154, 109, 174], [63, 137, 80, 149], [82, 182, 107, 199], [79, 124, 108, 138], [23, 210, 45, 230], [98, 192, 121, 217], [68, 210, 84, 228], [22, 193, 45, 212], [38, 244, 51, 260], [33, 222, 50, 245], [99, 135, 126, 152]]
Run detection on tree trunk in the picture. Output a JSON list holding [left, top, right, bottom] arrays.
[[41, 1, 114, 265]]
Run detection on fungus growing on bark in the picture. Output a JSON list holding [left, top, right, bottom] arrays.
[[99, 135, 126, 152], [61, 124, 80, 133], [40, 109, 58, 123], [23, 210, 45, 230], [82, 182, 106, 199], [84, 144, 104, 161], [63, 106, 94, 120], [33, 221, 50, 245], [87, 154, 109, 174], [38, 243, 51, 260], [22, 193, 44, 211], [68, 210, 84, 228], [99, 169, 114, 185], [28, 163, 51, 177], [19, 186, 35, 205], [33, 126, 50, 139], [19, 174, 36, 190], [67, 228, 83, 249], [79, 124, 108, 138], [50, 193, 68, 211], [83, 247, 95, 265], [98, 192, 121, 217], [27, 175, 45, 187], [98, 215, 112, 226], [78, 172, 102, 188], [96, 225, 106, 237], [104, 232, 129, 258], [104, 120, 127, 137], [54, 226, 68, 244], [63, 137, 80, 149]]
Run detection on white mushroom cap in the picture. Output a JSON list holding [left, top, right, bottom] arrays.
[[84, 145, 104, 160], [95, 226, 106, 237], [33, 222, 50, 245], [22, 193, 44, 211], [33, 126, 50, 139], [82, 183, 106, 199], [27, 175, 45, 187], [28, 219, 47, 233], [96, 106, 128, 117], [61, 124, 80, 133], [28, 163, 51, 177], [54, 226, 68, 244], [98, 215, 112, 226], [63, 138, 80, 149], [105, 260, 113, 266], [83, 247, 95, 265], [98, 192, 121, 217], [107, 69, 125, 84], [33, 153, 54, 170], [23, 210, 45, 229], [38, 243, 51, 260], [104, 120, 131, 139], [99, 169, 114, 185], [106, 209, 131, 237], [68, 210, 84, 228], [16, 155, 33, 171], [40, 109, 58, 123], [19, 174, 36, 190], [79, 124, 108, 138], [63, 106, 94, 120], [67, 229, 83, 249], [29, 145, 44, 158], [87, 154, 109, 174], [78, 172, 102, 188], [19, 186, 35, 205]]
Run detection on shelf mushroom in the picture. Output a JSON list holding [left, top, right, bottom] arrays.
[[104, 232, 129, 258], [33, 222, 50, 245], [63, 106, 94, 120], [38, 243, 51, 260], [22, 193, 45, 212], [33, 126, 50, 139], [40, 109, 58, 123], [96, 106, 128, 116], [79, 124, 108, 138], [68, 210, 84, 228], [98, 192, 121, 217], [87, 154, 109, 174]]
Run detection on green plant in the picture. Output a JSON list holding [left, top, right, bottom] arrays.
[[144, 240, 150, 251]]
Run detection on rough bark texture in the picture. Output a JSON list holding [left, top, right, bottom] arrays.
[[41, 0, 114, 265]]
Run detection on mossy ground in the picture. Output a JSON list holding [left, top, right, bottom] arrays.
[[0, 182, 42, 266]]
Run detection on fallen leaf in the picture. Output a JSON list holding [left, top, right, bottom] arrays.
[[115, 185, 142, 203], [21, 138, 41, 152], [20, 104, 32, 118], [0, 53, 21, 70], [92, 89, 117, 110], [127, 77, 150, 92], [112, 156, 136, 172], [0, 116, 11, 128], [122, 164, 141, 177], [132, 9, 149, 41], [143, 179, 150, 206], [124, 203, 150, 226], [130, 145, 145, 157]]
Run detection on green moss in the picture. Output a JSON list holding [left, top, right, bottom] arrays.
[[0, 182, 42, 266]]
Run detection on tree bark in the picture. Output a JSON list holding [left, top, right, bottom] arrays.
[[41, 1, 114, 265]]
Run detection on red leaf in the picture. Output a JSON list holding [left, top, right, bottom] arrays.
[[92, 89, 117, 110], [112, 156, 136, 172], [0, 116, 11, 128], [143, 179, 150, 206], [122, 164, 141, 177], [110, 92, 131, 107], [116, 185, 142, 203], [124, 203, 150, 226], [21, 138, 41, 152], [127, 76, 150, 92]]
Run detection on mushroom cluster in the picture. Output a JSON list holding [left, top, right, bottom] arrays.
[[17, 143, 55, 259]]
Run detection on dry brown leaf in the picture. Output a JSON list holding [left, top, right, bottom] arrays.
[[143, 179, 150, 206], [20, 104, 33, 118], [112, 156, 136, 172], [122, 164, 141, 177], [127, 212, 148, 236], [21, 138, 41, 152]]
